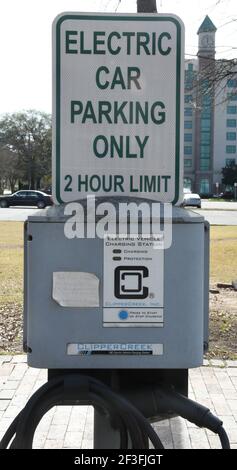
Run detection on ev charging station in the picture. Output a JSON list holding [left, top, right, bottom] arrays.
[[0, 12, 230, 450], [23, 202, 209, 372]]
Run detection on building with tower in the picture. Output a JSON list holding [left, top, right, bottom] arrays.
[[183, 15, 237, 195]]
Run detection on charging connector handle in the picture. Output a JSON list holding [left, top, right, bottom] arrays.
[[154, 387, 230, 448]]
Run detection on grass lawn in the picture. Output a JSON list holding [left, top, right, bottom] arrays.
[[0, 222, 236, 306], [207, 199, 235, 202], [0, 222, 23, 305], [210, 226, 237, 283]]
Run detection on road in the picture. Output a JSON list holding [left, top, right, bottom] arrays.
[[194, 209, 237, 225], [0, 202, 236, 225], [200, 201, 237, 210], [0, 207, 40, 221]]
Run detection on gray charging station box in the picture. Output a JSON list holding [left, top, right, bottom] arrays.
[[24, 199, 209, 370]]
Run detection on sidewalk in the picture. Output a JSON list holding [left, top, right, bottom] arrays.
[[0, 355, 237, 449]]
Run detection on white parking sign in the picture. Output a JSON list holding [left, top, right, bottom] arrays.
[[53, 13, 184, 204]]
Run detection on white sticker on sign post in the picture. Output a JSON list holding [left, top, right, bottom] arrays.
[[53, 13, 184, 204]]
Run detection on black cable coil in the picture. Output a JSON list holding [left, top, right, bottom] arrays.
[[0, 373, 231, 449]]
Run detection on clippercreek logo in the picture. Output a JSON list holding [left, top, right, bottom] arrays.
[[114, 266, 149, 299]]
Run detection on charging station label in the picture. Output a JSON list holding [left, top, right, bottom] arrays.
[[103, 235, 164, 327], [67, 343, 163, 356]]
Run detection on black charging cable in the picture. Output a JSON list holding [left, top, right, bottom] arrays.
[[0, 374, 230, 449], [0, 374, 163, 449]]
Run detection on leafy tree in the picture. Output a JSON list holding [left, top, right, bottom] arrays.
[[0, 110, 52, 190], [0, 147, 20, 194], [0, 148, 8, 194], [222, 161, 237, 187]]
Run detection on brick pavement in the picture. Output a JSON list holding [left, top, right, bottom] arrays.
[[0, 355, 237, 449]]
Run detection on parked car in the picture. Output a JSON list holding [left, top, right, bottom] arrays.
[[183, 187, 192, 194], [41, 186, 52, 195], [218, 190, 234, 200], [0, 190, 53, 209], [182, 193, 201, 208]]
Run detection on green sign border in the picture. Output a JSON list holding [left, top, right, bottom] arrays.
[[55, 14, 182, 204]]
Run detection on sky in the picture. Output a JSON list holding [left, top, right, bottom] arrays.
[[0, 0, 236, 115]]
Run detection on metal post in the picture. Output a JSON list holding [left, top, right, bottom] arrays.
[[234, 182, 237, 200], [137, 0, 157, 13], [94, 409, 122, 449]]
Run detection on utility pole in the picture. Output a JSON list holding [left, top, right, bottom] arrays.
[[137, 0, 157, 13]]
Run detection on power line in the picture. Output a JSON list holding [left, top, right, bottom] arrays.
[[115, 0, 121, 12], [104, 0, 113, 11], [217, 17, 237, 29]]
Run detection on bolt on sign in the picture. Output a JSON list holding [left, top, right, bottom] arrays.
[[52, 13, 184, 204]]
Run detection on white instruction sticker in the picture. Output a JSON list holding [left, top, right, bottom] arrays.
[[53, 272, 99, 307], [103, 308, 163, 327], [103, 235, 164, 327]]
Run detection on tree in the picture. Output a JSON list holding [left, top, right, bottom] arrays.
[[222, 161, 237, 187], [0, 148, 8, 194], [0, 147, 20, 194], [190, 58, 237, 107], [0, 110, 52, 190], [137, 0, 157, 13]]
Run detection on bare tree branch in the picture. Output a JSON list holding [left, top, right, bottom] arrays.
[[187, 57, 237, 108]]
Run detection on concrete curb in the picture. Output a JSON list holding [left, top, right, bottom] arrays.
[[1, 355, 237, 368]]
